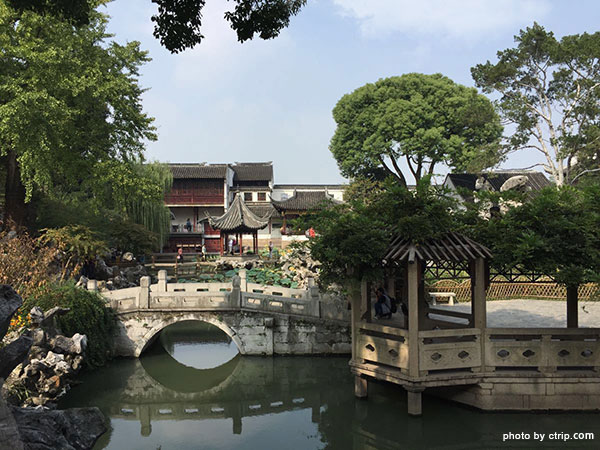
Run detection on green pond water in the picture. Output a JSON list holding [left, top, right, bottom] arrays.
[[59, 322, 599, 449]]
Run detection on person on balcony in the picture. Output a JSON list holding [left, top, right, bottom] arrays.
[[185, 218, 192, 232]]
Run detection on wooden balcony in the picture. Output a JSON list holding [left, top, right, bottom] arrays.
[[165, 194, 224, 205]]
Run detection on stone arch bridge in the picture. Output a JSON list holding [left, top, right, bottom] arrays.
[[95, 270, 351, 357]]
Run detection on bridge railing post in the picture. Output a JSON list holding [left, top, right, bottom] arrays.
[[138, 276, 151, 309], [307, 277, 320, 317], [231, 274, 242, 308], [158, 270, 167, 292], [86, 279, 98, 292], [238, 269, 247, 292]]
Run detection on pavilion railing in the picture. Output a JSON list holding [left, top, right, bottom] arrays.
[[418, 328, 482, 372], [356, 322, 409, 371], [483, 328, 600, 372]]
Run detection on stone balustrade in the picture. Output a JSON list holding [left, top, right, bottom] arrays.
[[97, 269, 324, 319]]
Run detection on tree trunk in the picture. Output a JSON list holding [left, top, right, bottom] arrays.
[[3, 150, 27, 229], [566, 285, 578, 328]]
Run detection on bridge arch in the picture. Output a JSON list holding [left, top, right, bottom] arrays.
[[135, 314, 246, 357]]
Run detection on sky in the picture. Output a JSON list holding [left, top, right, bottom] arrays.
[[103, 0, 600, 185]]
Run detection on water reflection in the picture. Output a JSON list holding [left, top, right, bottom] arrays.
[[158, 321, 239, 370], [59, 339, 600, 449]]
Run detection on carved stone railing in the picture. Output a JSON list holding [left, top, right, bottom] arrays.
[[96, 269, 323, 319], [356, 322, 409, 371], [483, 328, 600, 372], [418, 328, 482, 372]]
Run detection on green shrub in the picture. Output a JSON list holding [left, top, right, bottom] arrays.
[[23, 283, 116, 369]]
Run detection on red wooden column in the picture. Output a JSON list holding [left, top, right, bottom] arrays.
[[239, 233, 243, 256], [219, 233, 224, 256]]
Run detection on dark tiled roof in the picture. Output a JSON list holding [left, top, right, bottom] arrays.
[[271, 191, 341, 212], [232, 162, 273, 182], [447, 171, 551, 198], [207, 194, 269, 232], [169, 164, 228, 179], [247, 204, 277, 219], [383, 232, 492, 265], [273, 184, 346, 189]]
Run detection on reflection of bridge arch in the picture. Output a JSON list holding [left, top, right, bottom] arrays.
[[140, 345, 242, 394], [137, 316, 245, 357]]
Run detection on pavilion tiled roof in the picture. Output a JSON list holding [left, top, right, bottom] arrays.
[[207, 194, 269, 232], [271, 191, 341, 212], [232, 162, 273, 182], [382, 232, 492, 265], [169, 163, 228, 179]]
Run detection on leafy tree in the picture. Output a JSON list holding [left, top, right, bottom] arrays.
[[472, 23, 600, 186], [10, 0, 307, 54], [330, 74, 503, 187], [462, 184, 600, 327], [309, 178, 458, 286], [39, 225, 108, 279], [0, 2, 156, 227]]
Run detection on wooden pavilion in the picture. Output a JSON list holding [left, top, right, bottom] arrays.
[[350, 232, 600, 415], [207, 194, 270, 256]]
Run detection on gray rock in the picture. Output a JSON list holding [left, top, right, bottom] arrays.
[[71, 334, 87, 355], [53, 360, 71, 376], [500, 175, 529, 192], [122, 252, 134, 262], [122, 265, 147, 284], [75, 276, 88, 288], [31, 329, 46, 347], [0, 285, 23, 338], [0, 334, 33, 379], [0, 395, 24, 450], [50, 335, 76, 355], [11, 406, 107, 450], [40, 306, 70, 331], [29, 306, 45, 327], [95, 259, 112, 281], [42, 351, 65, 367]]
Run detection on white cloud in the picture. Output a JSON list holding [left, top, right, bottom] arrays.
[[172, 0, 293, 86], [331, 0, 551, 39]]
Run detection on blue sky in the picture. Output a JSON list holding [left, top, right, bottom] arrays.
[[103, 0, 600, 184]]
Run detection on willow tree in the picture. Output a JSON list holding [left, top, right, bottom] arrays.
[[87, 161, 173, 248], [330, 73, 503, 186], [0, 1, 155, 227]]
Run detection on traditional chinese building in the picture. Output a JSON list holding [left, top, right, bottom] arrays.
[[164, 162, 343, 254]]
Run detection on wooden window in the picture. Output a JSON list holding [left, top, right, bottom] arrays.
[[257, 192, 266, 201], [244, 192, 253, 201]]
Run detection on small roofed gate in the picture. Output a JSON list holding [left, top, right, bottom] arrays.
[[207, 194, 270, 256], [350, 232, 492, 416]]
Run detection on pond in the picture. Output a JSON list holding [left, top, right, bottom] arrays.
[[59, 321, 599, 449]]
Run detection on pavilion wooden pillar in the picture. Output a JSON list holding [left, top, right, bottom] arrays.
[[385, 268, 395, 298], [239, 233, 243, 256], [566, 286, 578, 328], [406, 259, 422, 415], [219, 233, 224, 256], [472, 257, 488, 373], [472, 257, 487, 329]]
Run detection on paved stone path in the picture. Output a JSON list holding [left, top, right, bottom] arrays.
[[433, 300, 600, 328]]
